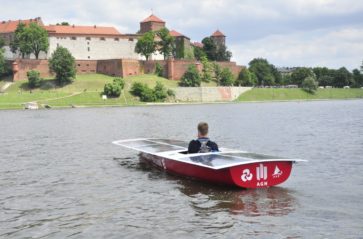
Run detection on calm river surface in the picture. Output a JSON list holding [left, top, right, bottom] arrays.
[[1, 100, 363, 238]]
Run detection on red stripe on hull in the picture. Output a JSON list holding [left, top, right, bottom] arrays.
[[140, 153, 293, 189]]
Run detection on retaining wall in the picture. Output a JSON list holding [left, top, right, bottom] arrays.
[[172, 87, 252, 102]]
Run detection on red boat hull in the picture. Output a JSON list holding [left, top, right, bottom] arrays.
[[140, 153, 293, 188]]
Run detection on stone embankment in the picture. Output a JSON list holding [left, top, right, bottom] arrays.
[[172, 87, 252, 102]]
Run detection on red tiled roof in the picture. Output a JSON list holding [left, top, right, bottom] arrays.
[[192, 42, 204, 48], [45, 25, 121, 36], [0, 18, 43, 33], [211, 30, 225, 37], [141, 14, 165, 23], [170, 30, 183, 37]]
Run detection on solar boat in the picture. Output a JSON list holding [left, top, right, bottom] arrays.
[[113, 138, 306, 188]]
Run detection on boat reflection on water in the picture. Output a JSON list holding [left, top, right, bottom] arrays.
[[136, 155, 297, 217], [176, 178, 297, 217]]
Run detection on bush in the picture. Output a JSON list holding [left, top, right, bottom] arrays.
[[167, 89, 175, 97], [27, 70, 42, 88], [235, 68, 256, 86], [103, 78, 125, 97], [155, 63, 163, 77], [219, 68, 235, 86], [49, 46, 76, 85], [130, 81, 171, 102], [302, 76, 318, 94], [179, 64, 201, 87]]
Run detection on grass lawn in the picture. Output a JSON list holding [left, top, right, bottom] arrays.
[[237, 88, 363, 101], [0, 73, 179, 109]]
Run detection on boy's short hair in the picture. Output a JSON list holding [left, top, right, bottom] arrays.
[[198, 122, 209, 136]]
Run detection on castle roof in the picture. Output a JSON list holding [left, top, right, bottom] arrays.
[[211, 30, 225, 37], [141, 14, 165, 23], [45, 25, 121, 36], [192, 42, 204, 48], [169, 29, 190, 39], [0, 18, 43, 33]]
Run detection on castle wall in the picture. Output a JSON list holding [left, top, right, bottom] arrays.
[[47, 36, 139, 60]]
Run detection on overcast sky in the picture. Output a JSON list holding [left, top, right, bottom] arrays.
[[1, 0, 363, 70]]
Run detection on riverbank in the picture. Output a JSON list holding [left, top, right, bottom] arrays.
[[237, 88, 363, 102], [1, 74, 363, 110]]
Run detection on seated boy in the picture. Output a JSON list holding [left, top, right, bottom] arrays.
[[188, 122, 219, 153]]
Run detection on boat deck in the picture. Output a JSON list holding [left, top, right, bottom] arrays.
[[113, 138, 305, 170]]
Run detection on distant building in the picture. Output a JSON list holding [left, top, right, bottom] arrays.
[[139, 14, 165, 34], [211, 30, 226, 50], [170, 30, 193, 59], [45, 24, 139, 60]]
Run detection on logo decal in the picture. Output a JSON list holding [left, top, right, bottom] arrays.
[[256, 163, 268, 181], [272, 165, 282, 178], [241, 169, 253, 182]]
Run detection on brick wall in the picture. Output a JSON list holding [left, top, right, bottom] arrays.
[[97, 59, 122, 76], [121, 59, 142, 77], [143, 60, 168, 77]]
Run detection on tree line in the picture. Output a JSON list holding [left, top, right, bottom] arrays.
[[135, 28, 231, 61], [235, 58, 363, 89]]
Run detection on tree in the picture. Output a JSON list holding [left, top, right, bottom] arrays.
[[193, 46, 206, 61], [24, 23, 49, 59], [27, 70, 42, 88], [135, 31, 156, 61], [235, 68, 256, 86], [352, 69, 363, 87], [248, 58, 275, 86], [0, 37, 5, 48], [319, 75, 333, 87], [0, 48, 5, 77], [200, 56, 213, 82], [271, 64, 282, 85], [179, 64, 201, 87], [216, 44, 232, 61], [154, 62, 163, 77], [10, 23, 31, 58], [218, 68, 234, 86], [202, 37, 217, 61], [155, 28, 174, 60], [290, 67, 315, 86], [333, 67, 353, 87], [213, 63, 222, 83], [302, 76, 318, 94], [49, 46, 76, 85]]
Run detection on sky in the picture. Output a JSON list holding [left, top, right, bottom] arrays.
[[1, 0, 363, 70]]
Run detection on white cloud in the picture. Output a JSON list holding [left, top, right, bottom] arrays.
[[230, 27, 363, 70]]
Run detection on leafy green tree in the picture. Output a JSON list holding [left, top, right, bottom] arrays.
[[248, 58, 275, 86], [200, 56, 213, 82], [202, 37, 217, 61], [179, 64, 201, 87], [155, 28, 174, 60], [218, 68, 234, 86], [24, 23, 49, 59], [216, 44, 232, 61], [213, 63, 222, 83], [27, 70, 42, 88], [135, 31, 156, 61], [302, 76, 318, 94], [333, 67, 353, 87], [193, 46, 206, 61], [235, 68, 256, 86], [319, 75, 333, 87], [352, 69, 363, 87], [10, 23, 31, 58], [0, 48, 5, 77], [49, 46, 76, 85], [155, 62, 163, 77], [271, 65, 282, 85], [0, 37, 5, 48], [290, 67, 315, 86]]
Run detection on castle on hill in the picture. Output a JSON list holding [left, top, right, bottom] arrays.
[[0, 14, 227, 61]]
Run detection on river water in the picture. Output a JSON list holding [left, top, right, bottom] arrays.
[[0, 100, 362, 238]]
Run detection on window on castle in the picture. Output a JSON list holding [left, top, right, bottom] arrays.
[[86, 37, 91, 40], [128, 38, 134, 42], [88, 47, 90, 51], [114, 38, 119, 41], [71, 37, 77, 40], [100, 37, 105, 41], [88, 56, 90, 59]]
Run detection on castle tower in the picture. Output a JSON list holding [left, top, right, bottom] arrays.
[[139, 14, 165, 34], [211, 30, 226, 49]]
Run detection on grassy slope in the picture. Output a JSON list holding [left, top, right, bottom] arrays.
[[0, 74, 181, 109], [237, 88, 363, 101]]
